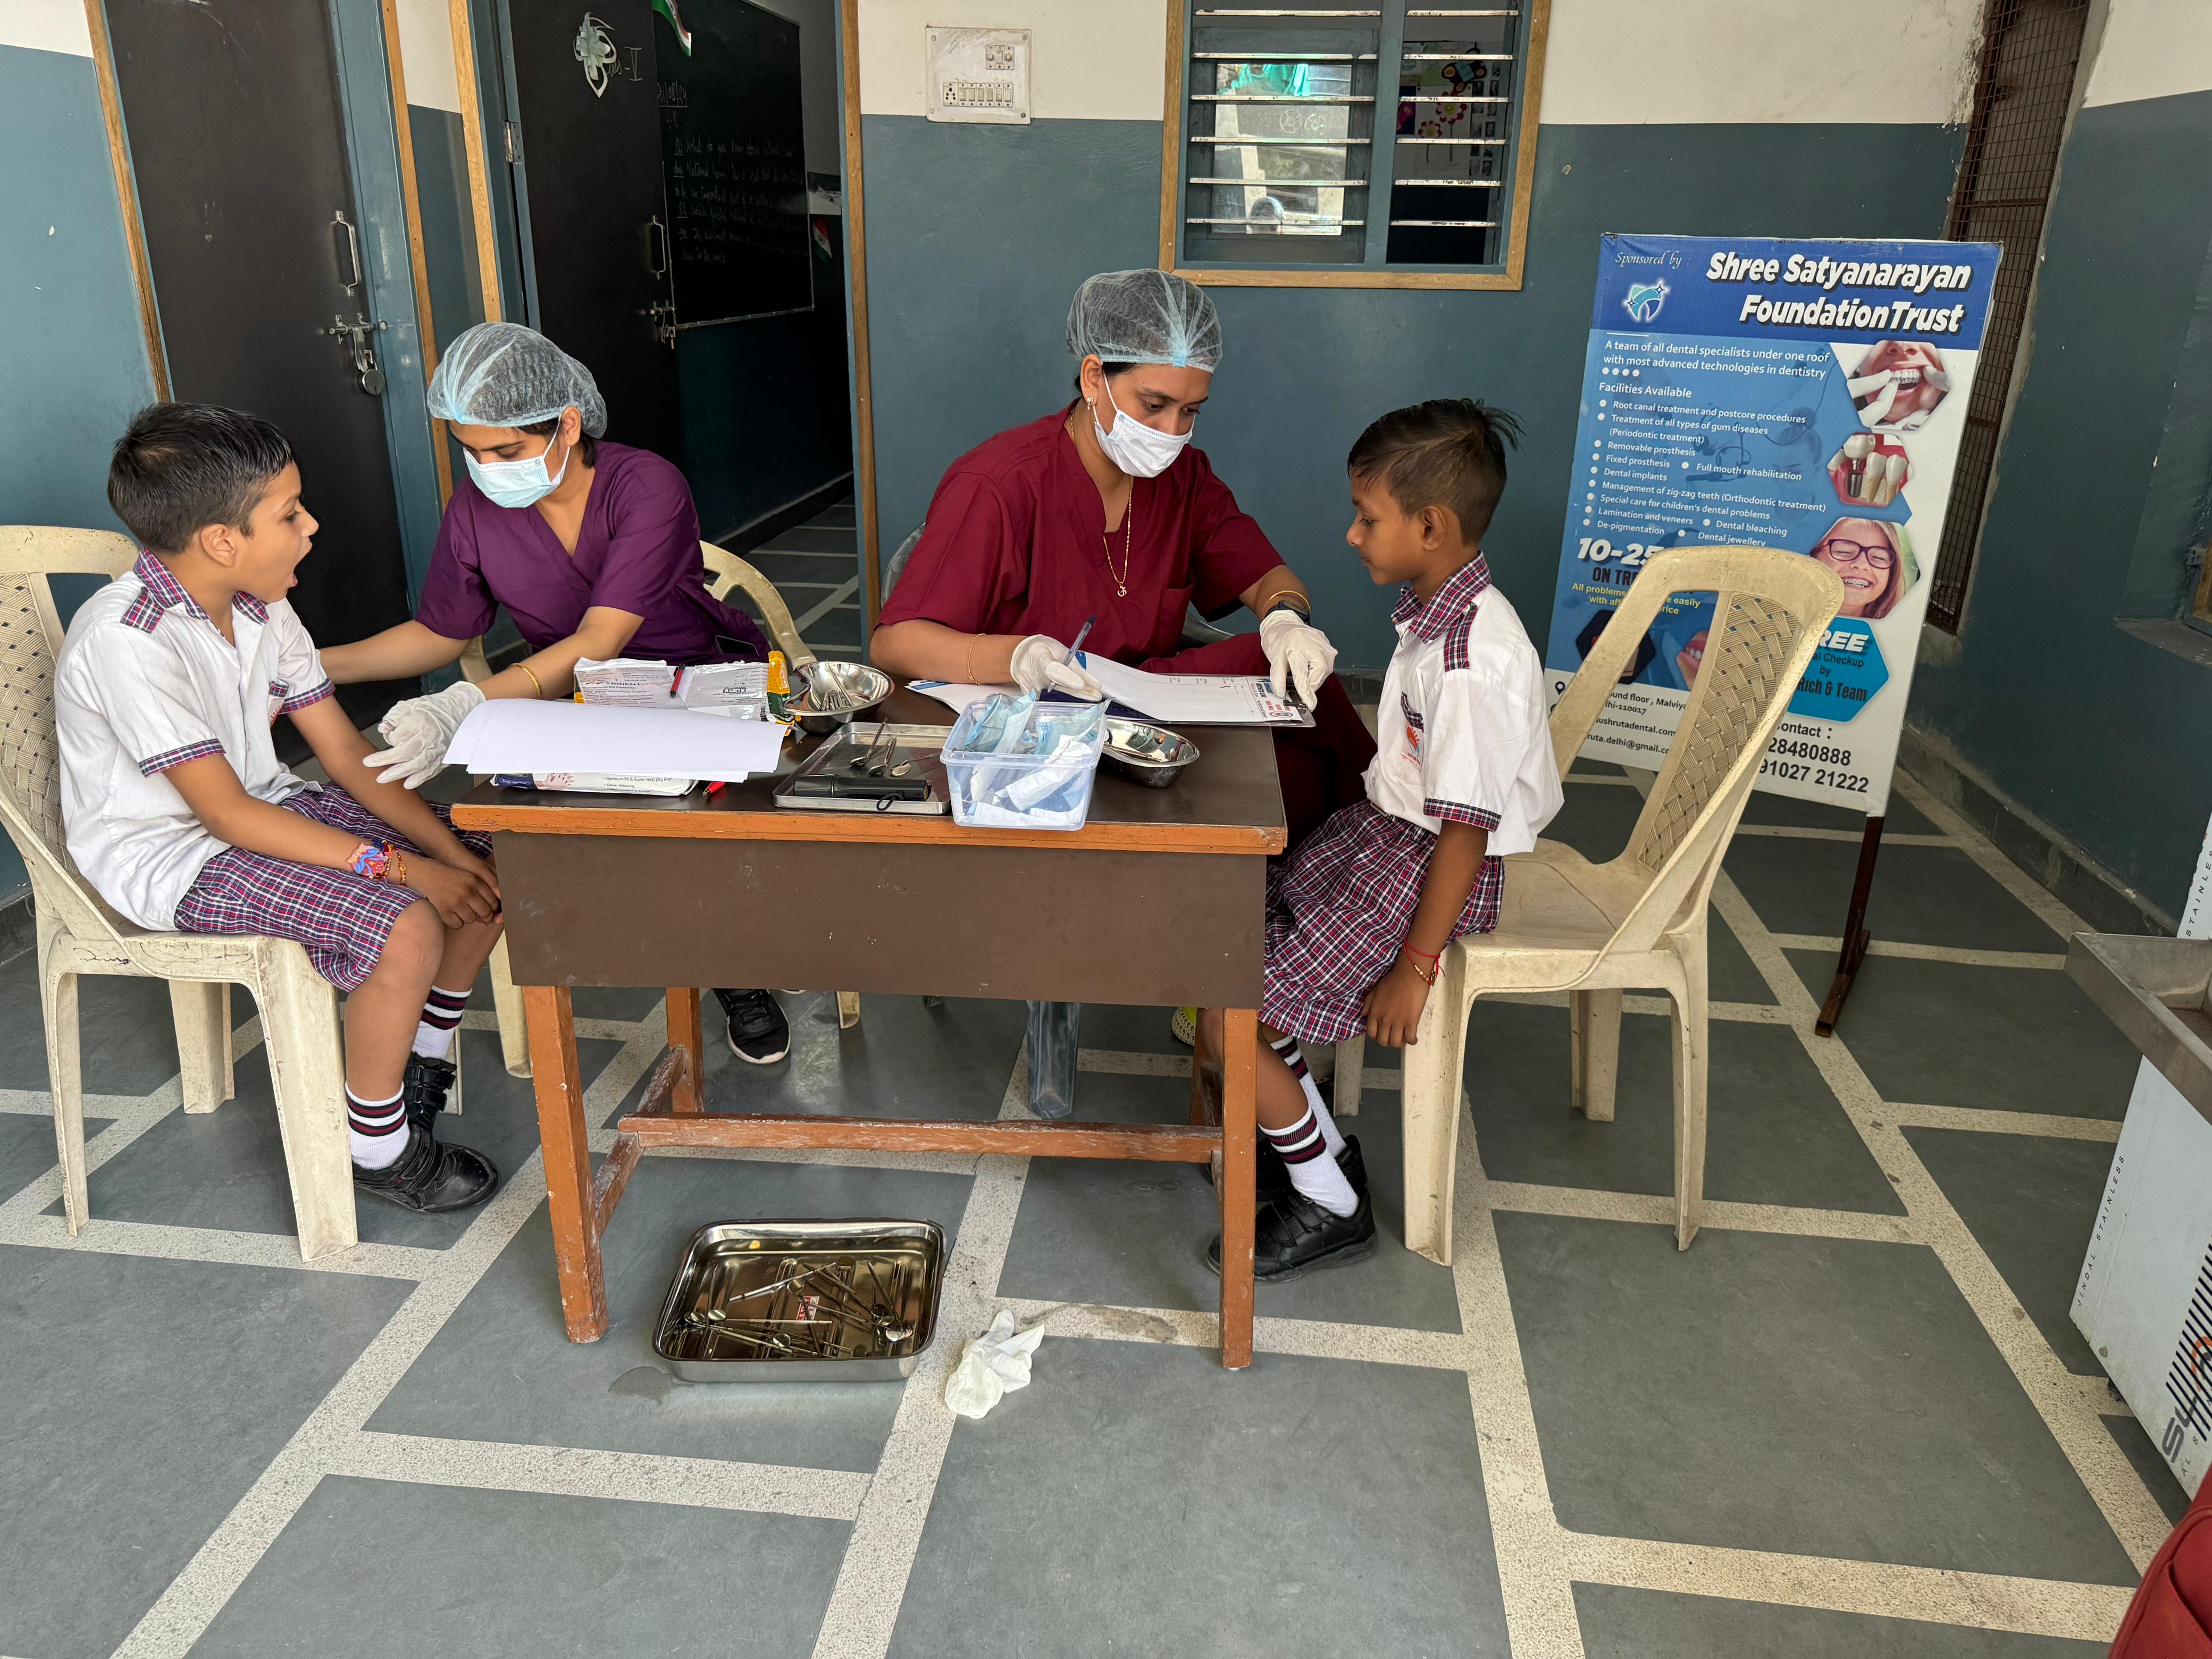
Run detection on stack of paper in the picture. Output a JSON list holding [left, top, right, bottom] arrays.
[[574, 657, 679, 707], [907, 659, 1313, 728], [446, 699, 786, 782]]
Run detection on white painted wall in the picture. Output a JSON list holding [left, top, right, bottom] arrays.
[[395, 0, 461, 114], [1540, 0, 1981, 125], [858, 0, 1164, 119], [0, 0, 90, 57], [2084, 0, 2212, 107], [855, 0, 1983, 125]]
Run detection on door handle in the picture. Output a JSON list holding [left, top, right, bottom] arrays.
[[331, 210, 364, 294], [646, 214, 670, 279]]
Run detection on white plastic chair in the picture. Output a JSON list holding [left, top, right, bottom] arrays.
[[1397, 546, 1844, 1264], [0, 526, 393, 1261], [467, 539, 859, 1057]]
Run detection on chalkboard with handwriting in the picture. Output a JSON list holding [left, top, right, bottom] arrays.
[[656, 2, 810, 325]]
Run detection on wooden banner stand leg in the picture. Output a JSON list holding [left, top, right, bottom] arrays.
[[1815, 814, 1886, 1038]]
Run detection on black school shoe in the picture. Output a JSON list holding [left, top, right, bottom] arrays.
[[354, 1127, 499, 1214], [715, 988, 790, 1064], [1205, 1138, 1377, 1282], [402, 1052, 456, 1136]]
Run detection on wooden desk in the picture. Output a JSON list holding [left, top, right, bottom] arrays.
[[452, 690, 1286, 1368]]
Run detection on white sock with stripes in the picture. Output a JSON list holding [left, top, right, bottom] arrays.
[[1268, 1034, 1342, 1155], [347, 1084, 409, 1170], [412, 984, 471, 1061], [1261, 1105, 1358, 1217]]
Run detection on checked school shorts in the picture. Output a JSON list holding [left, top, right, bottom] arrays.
[[172, 786, 492, 991]]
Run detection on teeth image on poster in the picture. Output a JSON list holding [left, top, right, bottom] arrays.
[[1544, 233, 2002, 814]]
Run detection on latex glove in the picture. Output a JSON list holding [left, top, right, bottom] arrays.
[[1008, 633, 1103, 701], [943, 1309, 1046, 1420], [365, 680, 485, 789], [1259, 607, 1337, 708]]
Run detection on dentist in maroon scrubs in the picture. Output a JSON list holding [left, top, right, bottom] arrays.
[[868, 270, 1375, 851]]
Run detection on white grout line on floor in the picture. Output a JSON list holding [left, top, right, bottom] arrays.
[[1766, 934, 2070, 971], [1559, 1531, 2137, 1644], [0, 1210, 442, 1281], [1876, 1101, 2123, 1142], [809, 1046, 1035, 1659], [793, 577, 861, 634], [1483, 1180, 1923, 1246], [1731, 824, 1952, 846], [331, 1432, 869, 1523], [1889, 771, 2087, 944], [107, 1021, 671, 1659]]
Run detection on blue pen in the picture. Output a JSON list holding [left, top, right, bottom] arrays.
[[1067, 615, 1096, 668]]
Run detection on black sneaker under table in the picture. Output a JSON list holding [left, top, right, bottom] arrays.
[[1205, 1143, 1377, 1283], [401, 1052, 457, 1136], [354, 1127, 499, 1214], [715, 987, 790, 1064]]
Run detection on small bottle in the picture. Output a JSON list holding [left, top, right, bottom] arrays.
[[766, 650, 792, 724]]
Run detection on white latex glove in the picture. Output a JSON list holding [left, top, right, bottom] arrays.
[[1259, 607, 1338, 708], [365, 679, 485, 789], [1008, 633, 1103, 701], [943, 1309, 1046, 1420]]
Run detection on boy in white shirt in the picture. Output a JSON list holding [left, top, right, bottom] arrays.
[[58, 404, 505, 1213], [1200, 399, 1562, 1280]]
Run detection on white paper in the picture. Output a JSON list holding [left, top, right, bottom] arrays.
[[446, 699, 785, 781], [906, 679, 1008, 714], [1078, 657, 1314, 727], [909, 668, 1313, 727]]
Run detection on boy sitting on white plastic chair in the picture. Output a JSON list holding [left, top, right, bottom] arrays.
[[1199, 400, 1562, 1280], [55, 403, 505, 1213]]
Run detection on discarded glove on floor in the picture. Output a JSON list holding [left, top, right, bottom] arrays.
[[943, 1309, 1046, 1420]]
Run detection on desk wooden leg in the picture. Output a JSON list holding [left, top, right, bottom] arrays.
[[524, 984, 607, 1342], [1218, 1007, 1257, 1369], [666, 988, 705, 1114]]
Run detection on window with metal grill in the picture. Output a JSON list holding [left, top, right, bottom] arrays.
[[1926, 0, 2093, 633], [1160, 2, 1549, 289]]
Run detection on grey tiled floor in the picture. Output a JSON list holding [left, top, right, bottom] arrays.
[[727, 498, 866, 663], [0, 765, 2184, 1656]]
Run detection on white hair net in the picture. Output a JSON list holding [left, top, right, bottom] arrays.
[[425, 321, 609, 436], [1066, 270, 1222, 371]]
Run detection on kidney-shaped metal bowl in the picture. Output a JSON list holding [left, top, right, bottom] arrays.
[[1102, 718, 1200, 788], [790, 661, 893, 734]]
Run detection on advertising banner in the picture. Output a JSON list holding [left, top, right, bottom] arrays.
[[1545, 233, 2002, 812]]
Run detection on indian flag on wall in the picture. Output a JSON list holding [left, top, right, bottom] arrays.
[[652, 0, 692, 54]]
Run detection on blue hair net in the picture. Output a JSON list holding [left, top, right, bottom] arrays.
[[425, 321, 609, 436], [1066, 270, 1222, 371]]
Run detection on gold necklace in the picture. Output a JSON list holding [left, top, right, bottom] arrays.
[[1104, 498, 1132, 598]]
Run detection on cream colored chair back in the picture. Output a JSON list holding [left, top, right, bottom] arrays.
[[701, 540, 816, 671], [0, 527, 141, 944], [1547, 545, 1844, 958]]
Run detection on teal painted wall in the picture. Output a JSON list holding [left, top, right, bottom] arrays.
[[860, 115, 1964, 672], [1909, 88, 2212, 918], [0, 41, 160, 904]]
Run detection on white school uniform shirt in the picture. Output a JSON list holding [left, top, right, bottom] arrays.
[[1364, 554, 1563, 856], [56, 551, 336, 930]]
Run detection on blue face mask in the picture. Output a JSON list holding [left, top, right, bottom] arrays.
[[465, 434, 569, 509]]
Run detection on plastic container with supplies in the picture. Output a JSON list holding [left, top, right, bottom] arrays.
[[942, 693, 1108, 832]]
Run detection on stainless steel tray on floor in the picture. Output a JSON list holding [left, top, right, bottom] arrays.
[[652, 1220, 945, 1382]]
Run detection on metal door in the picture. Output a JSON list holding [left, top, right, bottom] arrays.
[[501, 0, 683, 458], [103, 0, 417, 717]]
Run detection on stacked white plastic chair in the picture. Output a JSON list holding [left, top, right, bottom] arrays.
[[1397, 546, 1844, 1264]]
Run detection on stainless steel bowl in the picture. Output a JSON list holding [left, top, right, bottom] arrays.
[[1102, 718, 1200, 788], [790, 661, 893, 734]]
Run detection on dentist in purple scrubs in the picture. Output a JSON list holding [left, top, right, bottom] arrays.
[[319, 321, 791, 1066]]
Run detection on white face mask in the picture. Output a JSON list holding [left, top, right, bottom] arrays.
[[1091, 379, 1191, 479], [465, 433, 570, 509]]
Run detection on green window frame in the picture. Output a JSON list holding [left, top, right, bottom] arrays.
[[1159, 1, 1549, 290]]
